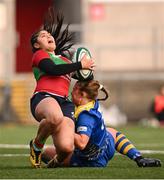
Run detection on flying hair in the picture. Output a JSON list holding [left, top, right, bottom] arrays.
[[43, 7, 75, 57], [30, 7, 75, 57]]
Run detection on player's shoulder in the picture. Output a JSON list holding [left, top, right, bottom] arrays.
[[59, 55, 71, 63], [77, 111, 96, 125], [32, 50, 50, 66], [33, 49, 49, 59]]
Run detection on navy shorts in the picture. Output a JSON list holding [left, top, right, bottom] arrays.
[[30, 92, 75, 122]]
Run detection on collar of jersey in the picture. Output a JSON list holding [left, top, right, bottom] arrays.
[[49, 53, 61, 58], [74, 100, 95, 119]]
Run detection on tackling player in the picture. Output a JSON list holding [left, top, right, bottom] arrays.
[[44, 80, 162, 168]]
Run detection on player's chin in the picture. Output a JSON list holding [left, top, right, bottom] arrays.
[[48, 45, 56, 52]]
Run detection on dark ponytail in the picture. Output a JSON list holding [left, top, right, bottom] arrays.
[[43, 7, 75, 57]]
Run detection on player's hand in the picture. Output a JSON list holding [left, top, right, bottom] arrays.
[[81, 54, 96, 71]]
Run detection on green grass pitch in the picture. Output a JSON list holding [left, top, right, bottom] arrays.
[[0, 124, 164, 179]]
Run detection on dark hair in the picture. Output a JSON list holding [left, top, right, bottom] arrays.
[[30, 7, 74, 57], [30, 29, 43, 53], [76, 80, 109, 101]]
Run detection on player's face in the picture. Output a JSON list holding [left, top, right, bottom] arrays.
[[34, 30, 56, 53], [72, 83, 82, 106], [160, 86, 164, 96]]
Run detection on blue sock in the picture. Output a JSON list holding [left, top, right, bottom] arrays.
[[115, 132, 141, 160]]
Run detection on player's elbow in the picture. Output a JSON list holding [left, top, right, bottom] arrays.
[[75, 139, 87, 150], [75, 133, 88, 150], [77, 142, 86, 150]]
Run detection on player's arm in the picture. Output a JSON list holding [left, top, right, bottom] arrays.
[[33, 50, 94, 76], [74, 133, 89, 150], [38, 59, 82, 76], [39, 54, 95, 76], [74, 113, 95, 150]]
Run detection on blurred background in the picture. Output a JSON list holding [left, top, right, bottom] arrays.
[[0, 0, 164, 127]]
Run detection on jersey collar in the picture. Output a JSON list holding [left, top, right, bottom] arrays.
[[74, 100, 95, 119]]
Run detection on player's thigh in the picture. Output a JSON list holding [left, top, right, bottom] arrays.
[[107, 128, 118, 142], [35, 97, 63, 122], [55, 117, 75, 150]]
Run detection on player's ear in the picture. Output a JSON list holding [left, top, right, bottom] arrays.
[[33, 42, 40, 49], [81, 91, 88, 98]]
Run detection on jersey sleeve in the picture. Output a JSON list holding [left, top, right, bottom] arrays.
[[38, 59, 82, 76], [32, 49, 50, 67], [76, 112, 95, 137]]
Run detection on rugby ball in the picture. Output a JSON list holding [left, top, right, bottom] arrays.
[[72, 47, 93, 81]]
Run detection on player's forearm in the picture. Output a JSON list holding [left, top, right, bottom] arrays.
[[74, 133, 87, 150], [38, 58, 82, 76]]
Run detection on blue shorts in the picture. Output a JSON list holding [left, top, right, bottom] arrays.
[[30, 92, 75, 121], [70, 132, 115, 167]]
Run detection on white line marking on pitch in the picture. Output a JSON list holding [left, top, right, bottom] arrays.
[[0, 144, 52, 149], [0, 154, 29, 157], [0, 144, 29, 148], [0, 150, 164, 157], [0, 143, 163, 149], [140, 150, 164, 154]]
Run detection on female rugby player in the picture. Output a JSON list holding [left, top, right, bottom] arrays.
[[44, 80, 161, 168], [29, 7, 95, 168]]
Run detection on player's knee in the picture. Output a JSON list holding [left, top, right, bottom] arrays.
[[60, 142, 74, 154], [46, 112, 63, 127]]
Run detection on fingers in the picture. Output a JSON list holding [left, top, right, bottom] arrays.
[[88, 59, 96, 71], [89, 61, 96, 71], [81, 56, 96, 70], [81, 54, 87, 60]]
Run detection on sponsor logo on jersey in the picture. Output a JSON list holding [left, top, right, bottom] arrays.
[[77, 126, 87, 132]]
